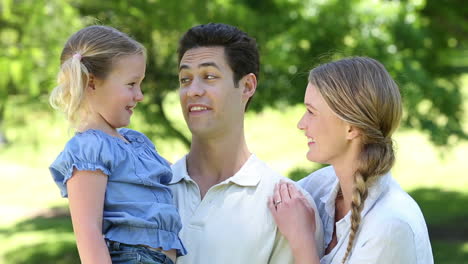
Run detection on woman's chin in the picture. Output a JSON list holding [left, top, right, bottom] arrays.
[[306, 154, 319, 163], [306, 153, 327, 164]]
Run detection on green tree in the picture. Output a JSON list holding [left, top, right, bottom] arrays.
[[74, 0, 467, 147], [1, 0, 466, 147], [0, 0, 82, 144]]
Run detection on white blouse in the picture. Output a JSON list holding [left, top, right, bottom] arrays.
[[299, 166, 433, 264]]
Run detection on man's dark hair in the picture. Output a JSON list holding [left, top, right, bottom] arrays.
[[178, 23, 260, 93]]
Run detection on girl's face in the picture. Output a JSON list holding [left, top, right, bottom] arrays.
[[297, 83, 352, 164], [88, 54, 145, 130]]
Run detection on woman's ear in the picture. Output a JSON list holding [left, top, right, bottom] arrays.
[[241, 73, 257, 102], [346, 124, 361, 140]]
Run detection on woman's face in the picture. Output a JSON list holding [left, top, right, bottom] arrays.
[[297, 83, 351, 164]]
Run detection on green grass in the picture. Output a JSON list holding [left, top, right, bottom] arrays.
[[1, 89, 467, 263]]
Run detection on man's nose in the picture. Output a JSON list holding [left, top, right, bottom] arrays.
[[186, 79, 205, 97]]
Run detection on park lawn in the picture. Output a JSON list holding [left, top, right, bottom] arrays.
[[0, 91, 467, 263]]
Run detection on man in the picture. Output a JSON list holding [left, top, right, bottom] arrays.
[[169, 23, 323, 264]]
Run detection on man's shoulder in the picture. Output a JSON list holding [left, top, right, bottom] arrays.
[[247, 157, 298, 195], [250, 156, 289, 182]]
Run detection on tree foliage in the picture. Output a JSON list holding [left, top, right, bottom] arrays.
[[0, 0, 82, 143], [1, 0, 466, 147]]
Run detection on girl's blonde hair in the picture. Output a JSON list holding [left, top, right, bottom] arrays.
[[309, 57, 402, 263], [49, 25, 145, 127]]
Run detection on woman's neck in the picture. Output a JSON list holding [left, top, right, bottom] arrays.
[[332, 144, 361, 216]]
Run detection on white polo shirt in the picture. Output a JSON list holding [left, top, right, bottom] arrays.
[[299, 166, 434, 264], [169, 154, 324, 264]]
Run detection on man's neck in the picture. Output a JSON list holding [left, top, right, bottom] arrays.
[[186, 132, 251, 197]]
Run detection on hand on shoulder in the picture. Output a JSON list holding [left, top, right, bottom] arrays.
[[268, 181, 317, 244]]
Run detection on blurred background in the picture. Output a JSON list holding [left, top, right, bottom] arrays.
[[0, 0, 467, 263]]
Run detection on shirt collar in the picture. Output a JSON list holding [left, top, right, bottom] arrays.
[[169, 155, 191, 184], [320, 169, 392, 225], [169, 154, 261, 187], [226, 154, 261, 187], [321, 177, 340, 218]]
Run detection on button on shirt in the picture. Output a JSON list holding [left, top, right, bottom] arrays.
[[299, 166, 433, 264], [169, 154, 324, 264], [49, 129, 186, 256]]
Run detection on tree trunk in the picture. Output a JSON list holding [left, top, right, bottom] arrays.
[[0, 103, 8, 146], [154, 95, 191, 148]]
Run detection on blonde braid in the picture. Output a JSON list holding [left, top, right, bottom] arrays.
[[341, 172, 368, 263], [341, 140, 394, 263]]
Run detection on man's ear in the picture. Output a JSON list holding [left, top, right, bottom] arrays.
[[241, 73, 257, 102], [346, 124, 361, 141]]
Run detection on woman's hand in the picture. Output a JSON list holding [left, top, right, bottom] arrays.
[[269, 181, 317, 240], [269, 181, 319, 264]]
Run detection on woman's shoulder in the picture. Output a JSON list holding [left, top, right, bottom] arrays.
[[355, 177, 433, 263], [298, 166, 337, 197], [365, 178, 431, 239], [376, 179, 425, 217]]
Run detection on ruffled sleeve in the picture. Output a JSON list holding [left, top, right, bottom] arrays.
[[49, 130, 118, 197]]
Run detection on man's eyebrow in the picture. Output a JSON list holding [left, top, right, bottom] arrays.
[[179, 62, 221, 71], [179, 64, 190, 71], [199, 62, 221, 70]]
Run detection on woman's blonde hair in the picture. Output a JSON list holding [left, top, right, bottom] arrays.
[[49, 25, 145, 127], [309, 57, 402, 263]]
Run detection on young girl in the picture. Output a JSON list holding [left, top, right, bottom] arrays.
[[269, 57, 433, 263], [49, 25, 186, 264]]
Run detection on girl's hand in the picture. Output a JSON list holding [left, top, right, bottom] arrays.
[[268, 181, 317, 249]]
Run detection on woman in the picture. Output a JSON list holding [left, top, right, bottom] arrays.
[[269, 57, 433, 263]]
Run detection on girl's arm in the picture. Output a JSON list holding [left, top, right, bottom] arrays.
[[269, 181, 320, 264], [67, 169, 111, 264]]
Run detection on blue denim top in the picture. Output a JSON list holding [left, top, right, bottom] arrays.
[[49, 128, 187, 256]]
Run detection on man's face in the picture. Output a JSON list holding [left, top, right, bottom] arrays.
[[178, 47, 246, 138]]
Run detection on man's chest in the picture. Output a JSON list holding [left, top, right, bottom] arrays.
[[175, 184, 276, 247]]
